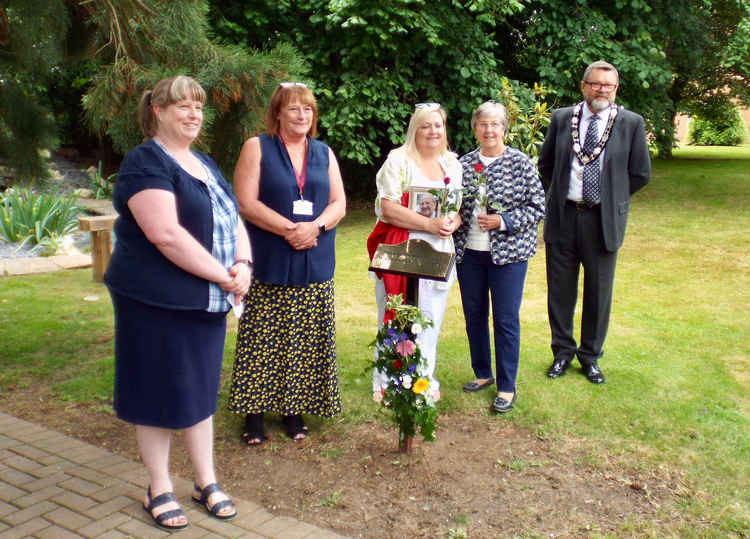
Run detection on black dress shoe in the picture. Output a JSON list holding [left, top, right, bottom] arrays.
[[583, 363, 605, 384], [546, 357, 572, 378], [491, 393, 516, 413]]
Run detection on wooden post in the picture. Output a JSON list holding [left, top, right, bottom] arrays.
[[78, 215, 117, 282]]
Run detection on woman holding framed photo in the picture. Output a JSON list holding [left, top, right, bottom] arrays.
[[367, 103, 462, 402]]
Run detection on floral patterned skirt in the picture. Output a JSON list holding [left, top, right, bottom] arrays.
[[227, 279, 341, 417]]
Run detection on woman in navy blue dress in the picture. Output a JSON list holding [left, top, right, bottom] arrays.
[[105, 76, 251, 530], [227, 83, 346, 444]]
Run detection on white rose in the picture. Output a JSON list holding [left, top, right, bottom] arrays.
[[411, 323, 423, 335], [402, 375, 412, 389]]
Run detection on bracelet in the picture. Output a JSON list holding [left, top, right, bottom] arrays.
[[234, 259, 253, 268]]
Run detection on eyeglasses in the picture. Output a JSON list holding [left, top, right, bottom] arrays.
[[415, 102, 441, 110], [583, 81, 617, 91], [280, 82, 308, 88], [477, 121, 503, 130]]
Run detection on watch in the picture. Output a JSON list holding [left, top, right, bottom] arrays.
[[317, 221, 325, 234], [234, 259, 253, 268]]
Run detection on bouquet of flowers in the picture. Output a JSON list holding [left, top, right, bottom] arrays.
[[428, 176, 461, 215], [370, 294, 438, 446], [466, 163, 504, 214]]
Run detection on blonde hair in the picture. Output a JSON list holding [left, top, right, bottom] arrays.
[[138, 75, 206, 137], [400, 104, 449, 161], [265, 83, 318, 137]]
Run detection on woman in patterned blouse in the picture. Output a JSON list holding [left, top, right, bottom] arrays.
[[453, 101, 546, 413]]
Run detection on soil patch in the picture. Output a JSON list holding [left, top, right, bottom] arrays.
[[1, 385, 690, 538]]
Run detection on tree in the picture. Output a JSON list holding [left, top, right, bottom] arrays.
[[499, 0, 750, 157], [0, 0, 69, 182], [80, 1, 304, 175], [1, 0, 305, 182], [208, 0, 546, 195]]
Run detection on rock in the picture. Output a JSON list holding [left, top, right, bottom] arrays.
[[85, 166, 97, 178], [49, 169, 65, 183], [73, 188, 95, 199]]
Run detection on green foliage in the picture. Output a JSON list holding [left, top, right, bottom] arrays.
[[0, 0, 69, 182], [689, 108, 748, 146], [46, 60, 100, 148], [86, 162, 117, 200], [207, 0, 531, 194], [499, 0, 749, 158], [0, 188, 80, 249], [316, 490, 343, 508], [369, 295, 438, 441], [496, 78, 551, 159], [509, 0, 673, 153], [81, 1, 305, 176]]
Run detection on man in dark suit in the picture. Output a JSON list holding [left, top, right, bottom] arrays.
[[538, 60, 650, 384]]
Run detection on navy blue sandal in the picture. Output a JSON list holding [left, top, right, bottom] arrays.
[[143, 487, 188, 531], [192, 482, 237, 520]]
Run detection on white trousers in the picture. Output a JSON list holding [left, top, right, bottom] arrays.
[[372, 277, 449, 392]]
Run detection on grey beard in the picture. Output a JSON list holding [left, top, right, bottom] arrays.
[[587, 97, 612, 112]]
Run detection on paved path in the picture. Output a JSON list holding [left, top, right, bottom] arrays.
[[1, 210, 347, 537], [0, 254, 92, 277], [0, 412, 347, 538]]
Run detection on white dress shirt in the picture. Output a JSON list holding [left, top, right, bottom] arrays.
[[567, 104, 611, 202]]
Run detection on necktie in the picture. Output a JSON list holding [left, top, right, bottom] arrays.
[[582, 114, 601, 205]]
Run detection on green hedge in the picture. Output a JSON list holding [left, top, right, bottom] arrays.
[[689, 108, 747, 146]]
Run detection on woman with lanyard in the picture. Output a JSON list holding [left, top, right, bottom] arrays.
[[227, 82, 346, 444]]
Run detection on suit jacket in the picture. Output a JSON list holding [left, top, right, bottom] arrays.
[[538, 104, 651, 252]]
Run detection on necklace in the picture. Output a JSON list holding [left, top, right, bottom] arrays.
[[570, 103, 619, 165]]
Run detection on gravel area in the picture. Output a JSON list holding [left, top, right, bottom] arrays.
[[1, 154, 97, 260], [0, 233, 91, 260]]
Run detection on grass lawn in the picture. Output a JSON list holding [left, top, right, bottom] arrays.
[[1, 144, 748, 534]]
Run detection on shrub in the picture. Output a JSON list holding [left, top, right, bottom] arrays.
[[86, 161, 117, 200], [0, 188, 81, 249], [688, 108, 748, 146]]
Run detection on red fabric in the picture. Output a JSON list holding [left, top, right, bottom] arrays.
[[366, 192, 410, 323]]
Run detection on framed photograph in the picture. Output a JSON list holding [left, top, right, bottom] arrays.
[[409, 187, 444, 219]]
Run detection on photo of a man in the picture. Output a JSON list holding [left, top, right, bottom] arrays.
[[418, 193, 438, 218]]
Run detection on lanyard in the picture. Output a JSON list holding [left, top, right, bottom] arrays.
[[281, 137, 308, 197]]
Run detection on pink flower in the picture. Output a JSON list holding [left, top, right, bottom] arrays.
[[396, 339, 415, 357], [474, 163, 484, 173]]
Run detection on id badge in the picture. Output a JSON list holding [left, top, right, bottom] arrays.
[[293, 199, 314, 216]]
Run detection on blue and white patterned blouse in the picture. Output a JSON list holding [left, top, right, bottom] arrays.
[[454, 147, 546, 266], [154, 141, 237, 312]]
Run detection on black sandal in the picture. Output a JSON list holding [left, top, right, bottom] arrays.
[[282, 414, 307, 440], [192, 482, 237, 520], [143, 487, 188, 531], [242, 413, 267, 446]]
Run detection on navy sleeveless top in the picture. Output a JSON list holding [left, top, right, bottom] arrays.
[[249, 134, 335, 286]]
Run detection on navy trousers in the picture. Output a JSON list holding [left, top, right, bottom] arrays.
[[456, 249, 528, 393]]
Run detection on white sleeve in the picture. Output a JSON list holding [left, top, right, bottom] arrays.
[[374, 150, 409, 219]]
